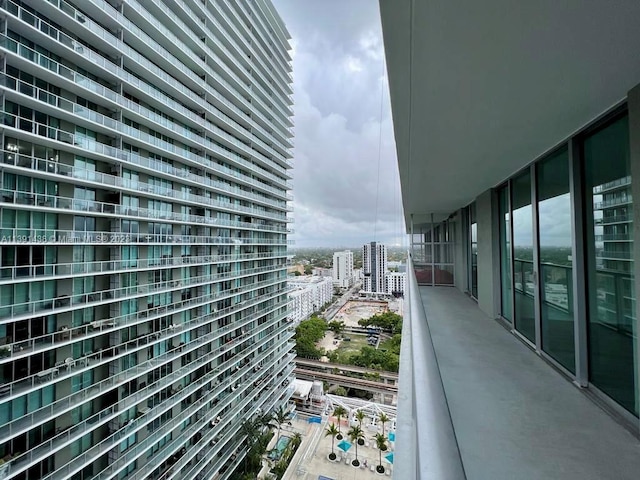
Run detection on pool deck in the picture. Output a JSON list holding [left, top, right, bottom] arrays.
[[281, 416, 394, 480]]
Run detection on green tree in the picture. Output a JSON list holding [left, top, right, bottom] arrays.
[[358, 312, 403, 333], [270, 405, 290, 441], [333, 405, 347, 439], [327, 320, 345, 335], [304, 265, 313, 275], [375, 433, 388, 474], [354, 410, 366, 444], [347, 425, 364, 467], [379, 412, 390, 437], [333, 386, 347, 396], [325, 423, 340, 460], [294, 317, 328, 359]]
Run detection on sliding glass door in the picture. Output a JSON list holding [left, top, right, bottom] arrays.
[[537, 147, 575, 372], [512, 171, 535, 342]]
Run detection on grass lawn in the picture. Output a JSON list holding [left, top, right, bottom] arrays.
[[378, 337, 395, 352], [333, 334, 369, 363]]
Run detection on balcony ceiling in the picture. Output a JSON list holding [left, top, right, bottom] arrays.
[[380, 0, 640, 225]]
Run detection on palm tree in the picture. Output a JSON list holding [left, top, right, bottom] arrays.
[[347, 425, 364, 467], [379, 412, 390, 437], [354, 410, 366, 445], [375, 433, 388, 473], [270, 405, 290, 441], [333, 405, 346, 440], [240, 418, 262, 474], [325, 423, 340, 461]]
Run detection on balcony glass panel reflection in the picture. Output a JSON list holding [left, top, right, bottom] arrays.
[[513, 170, 535, 342], [584, 115, 637, 416], [537, 147, 574, 372]]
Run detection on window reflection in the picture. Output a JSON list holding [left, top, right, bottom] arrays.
[[585, 115, 637, 416], [512, 170, 535, 342], [537, 147, 574, 372]]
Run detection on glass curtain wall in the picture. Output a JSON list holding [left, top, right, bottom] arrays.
[[411, 217, 455, 286], [512, 170, 535, 342], [499, 186, 512, 322], [537, 147, 575, 372], [584, 115, 637, 416]]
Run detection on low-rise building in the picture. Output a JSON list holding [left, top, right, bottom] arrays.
[[288, 276, 334, 323], [385, 271, 406, 296]]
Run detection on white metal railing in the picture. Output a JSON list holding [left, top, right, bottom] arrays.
[[135, 353, 295, 480], [175, 365, 294, 480], [180, 0, 293, 120], [393, 257, 466, 480]]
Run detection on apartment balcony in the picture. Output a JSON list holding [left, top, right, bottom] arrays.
[[3, 308, 291, 480], [394, 259, 640, 479], [595, 215, 633, 226], [9, 0, 293, 160]]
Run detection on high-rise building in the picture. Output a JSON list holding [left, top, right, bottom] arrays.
[[332, 250, 354, 288], [0, 1, 294, 480], [362, 242, 387, 293], [380, 0, 640, 478]]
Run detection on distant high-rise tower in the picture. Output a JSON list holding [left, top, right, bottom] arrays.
[[363, 242, 388, 293], [332, 250, 354, 288]]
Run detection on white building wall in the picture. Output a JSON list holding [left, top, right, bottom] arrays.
[[288, 277, 334, 323], [332, 250, 354, 288], [385, 272, 407, 295]]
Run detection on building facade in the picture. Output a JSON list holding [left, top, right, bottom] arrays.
[[288, 276, 334, 324], [381, 0, 640, 477], [0, 1, 294, 480], [362, 242, 387, 294], [384, 272, 405, 296], [332, 250, 354, 289]]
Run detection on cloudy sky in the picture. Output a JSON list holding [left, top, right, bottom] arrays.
[[271, 0, 406, 248]]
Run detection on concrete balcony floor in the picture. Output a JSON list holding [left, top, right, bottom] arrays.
[[420, 286, 640, 480]]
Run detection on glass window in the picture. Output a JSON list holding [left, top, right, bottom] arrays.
[[537, 147, 574, 372], [470, 203, 478, 298], [499, 185, 512, 321], [512, 170, 535, 342], [584, 114, 636, 416]]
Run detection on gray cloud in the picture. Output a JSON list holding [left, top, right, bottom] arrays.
[[273, 0, 405, 248]]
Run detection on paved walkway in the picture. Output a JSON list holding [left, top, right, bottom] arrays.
[[420, 286, 640, 480]]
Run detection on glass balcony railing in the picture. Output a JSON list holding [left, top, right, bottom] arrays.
[[0, 289, 288, 409], [5, 307, 291, 479], [0, 33, 292, 188], [47, 0, 293, 152], [393, 256, 466, 479], [123, 0, 293, 134], [90, 329, 292, 480], [0, 251, 285, 281]]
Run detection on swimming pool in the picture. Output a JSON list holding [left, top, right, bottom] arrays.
[[268, 435, 291, 461]]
